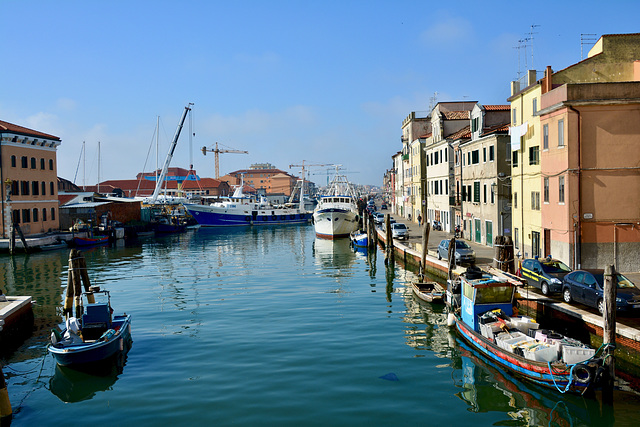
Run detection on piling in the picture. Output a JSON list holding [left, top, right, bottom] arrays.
[[602, 264, 617, 404], [384, 214, 394, 266], [493, 235, 515, 273], [0, 364, 11, 424], [419, 224, 430, 277]]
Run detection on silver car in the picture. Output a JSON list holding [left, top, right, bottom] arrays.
[[391, 223, 408, 240], [437, 239, 476, 264]]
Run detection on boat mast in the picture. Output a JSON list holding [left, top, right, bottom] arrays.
[[150, 103, 193, 203], [97, 141, 101, 193]]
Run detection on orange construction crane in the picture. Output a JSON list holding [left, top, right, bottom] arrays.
[[201, 142, 248, 179]]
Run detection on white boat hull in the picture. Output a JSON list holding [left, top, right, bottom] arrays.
[[313, 208, 359, 238]]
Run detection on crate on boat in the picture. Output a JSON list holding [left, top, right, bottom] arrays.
[[510, 316, 539, 335], [479, 322, 502, 340], [562, 346, 595, 365], [523, 342, 559, 362], [496, 332, 531, 351]]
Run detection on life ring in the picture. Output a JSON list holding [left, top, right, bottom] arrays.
[[572, 364, 592, 384]]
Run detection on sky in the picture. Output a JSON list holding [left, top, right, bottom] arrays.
[[2, 0, 639, 188]]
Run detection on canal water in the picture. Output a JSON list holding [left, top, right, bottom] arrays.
[[2, 225, 639, 426]]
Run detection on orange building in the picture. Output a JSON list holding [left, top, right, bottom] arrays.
[[0, 120, 61, 236]]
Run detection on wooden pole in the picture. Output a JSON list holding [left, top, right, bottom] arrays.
[[63, 250, 75, 319], [420, 224, 430, 278], [384, 214, 394, 266], [447, 237, 456, 281], [602, 264, 617, 405], [77, 251, 95, 303]]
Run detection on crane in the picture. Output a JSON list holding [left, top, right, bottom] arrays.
[[201, 142, 248, 179]]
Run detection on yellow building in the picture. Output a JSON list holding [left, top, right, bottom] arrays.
[[508, 71, 542, 258], [0, 120, 61, 236]]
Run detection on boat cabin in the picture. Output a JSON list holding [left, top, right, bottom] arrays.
[[460, 272, 516, 333], [81, 302, 113, 340]]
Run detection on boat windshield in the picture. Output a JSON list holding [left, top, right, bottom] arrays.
[[541, 260, 571, 273], [474, 285, 514, 304]]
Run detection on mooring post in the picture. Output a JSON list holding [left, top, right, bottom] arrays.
[[384, 214, 394, 266], [0, 364, 11, 424], [602, 264, 617, 405], [420, 224, 430, 278]]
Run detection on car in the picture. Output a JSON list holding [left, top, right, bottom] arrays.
[[381, 217, 396, 231], [437, 239, 476, 265], [562, 269, 640, 314], [373, 212, 384, 224], [520, 257, 572, 295], [380, 203, 387, 210], [391, 223, 408, 240]]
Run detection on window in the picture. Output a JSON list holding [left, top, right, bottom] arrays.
[[471, 150, 479, 164], [483, 184, 487, 203], [491, 185, 495, 204], [32, 181, 39, 196], [49, 159, 54, 170], [558, 119, 565, 147], [51, 207, 56, 221], [30, 157, 36, 169], [514, 192, 518, 209], [543, 177, 549, 203], [439, 180, 443, 195], [467, 185, 472, 202], [543, 124, 549, 150], [515, 228, 519, 249], [21, 181, 29, 196], [50, 182, 55, 195], [11, 155, 16, 167], [22, 209, 31, 223], [559, 176, 565, 203], [512, 108, 517, 125], [33, 208, 38, 222], [444, 149, 447, 162], [11, 181, 19, 196], [445, 179, 448, 195], [467, 152, 471, 165], [41, 181, 46, 196], [42, 208, 47, 222], [13, 210, 20, 224], [483, 147, 487, 163], [512, 151, 519, 167], [489, 145, 495, 161], [473, 181, 480, 203], [531, 191, 540, 210], [533, 98, 538, 114], [435, 151, 439, 164], [21, 156, 28, 168], [529, 146, 539, 165], [40, 158, 45, 170]]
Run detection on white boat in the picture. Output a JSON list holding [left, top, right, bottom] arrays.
[[183, 178, 311, 227], [312, 169, 360, 239]]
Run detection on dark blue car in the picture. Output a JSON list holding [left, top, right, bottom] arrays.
[[562, 269, 640, 314]]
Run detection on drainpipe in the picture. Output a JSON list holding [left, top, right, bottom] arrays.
[[569, 106, 582, 269]]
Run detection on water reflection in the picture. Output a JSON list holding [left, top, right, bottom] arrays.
[[49, 337, 132, 403], [312, 238, 356, 272]]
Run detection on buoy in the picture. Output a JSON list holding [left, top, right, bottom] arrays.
[[0, 365, 12, 421], [447, 313, 456, 327]]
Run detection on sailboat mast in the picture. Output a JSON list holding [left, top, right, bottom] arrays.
[[155, 115, 159, 184], [97, 141, 101, 193], [83, 141, 86, 191]]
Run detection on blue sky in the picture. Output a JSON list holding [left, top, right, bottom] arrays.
[[2, 0, 639, 187]]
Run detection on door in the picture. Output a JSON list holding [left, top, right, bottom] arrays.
[[474, 219, 481, 243], [532, 231, 541, 258], [486, 221, 493, 247], [582, 272, 599, 307], [544, 229, 551, 257]]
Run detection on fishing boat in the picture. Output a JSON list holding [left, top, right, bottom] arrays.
[[411, 281, 445, 304], [446, 266, 606, 394], [48, 287, 132, 367], [313, 168, 359, 239], [73, 236, 109, 247], [349, 231, 368, 248], [184, 177, 311, 227]]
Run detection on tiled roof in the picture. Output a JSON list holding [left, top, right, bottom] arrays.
[[483, 105, 510, 111], [58, 194, 77, 206], [442, 111, 469, 120], [418, 132, 432, 139], [446, 125, 471, 140], [0, 119, 60, 140], [481, 123, 510, 136]]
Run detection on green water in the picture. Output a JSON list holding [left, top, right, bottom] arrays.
[[2, 225, 639, 426]]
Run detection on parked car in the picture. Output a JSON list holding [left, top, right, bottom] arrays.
[[437, 239, 476, 264], [381, 217, 396, 231], [373, 212, 384, 224], [562, 269, 640, 314], [380, 203, 387, 210], [520, 257, 572, 295], [391, 223, 408, 240]]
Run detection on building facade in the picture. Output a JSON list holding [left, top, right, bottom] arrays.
[[0, 120, 61, 236]]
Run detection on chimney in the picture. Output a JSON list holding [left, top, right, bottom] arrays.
[[542, 65, 553, 94], [527, 70, 537, 87]]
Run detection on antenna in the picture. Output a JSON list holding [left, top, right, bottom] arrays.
[[581, 33, 598, 60], [529, 24, 540, 71]]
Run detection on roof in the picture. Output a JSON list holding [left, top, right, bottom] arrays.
[[446, 125, 471, 140], [483, 105, 510, 111], [481, 123, 510, 136], [0, 119, 60, 140], [442, 111, 470, 120], [418, 132, 432, 139]]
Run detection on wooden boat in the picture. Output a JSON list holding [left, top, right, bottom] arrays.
[[48, 287, 132, 367], [447, 267, 605, 394], [40, 241, 68, 251], [73, 236, 109, 247], [411, 281, 444, 303]]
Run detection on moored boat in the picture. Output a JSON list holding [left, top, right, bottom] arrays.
[[446, 267, 607, 394], [313, 169, 359, 239], [349, 231, 368, 248], [73, 236, 109, 247], [411, 281, 445, 304], [184, 179, 311, 227], [48, 287, 132, 367]]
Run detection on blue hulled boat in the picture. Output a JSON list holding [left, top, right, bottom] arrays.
[[447, 267, 606, 394]]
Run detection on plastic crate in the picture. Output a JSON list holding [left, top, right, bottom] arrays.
[[523, 343, 559, 362], [562, 346, 595, 365]]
